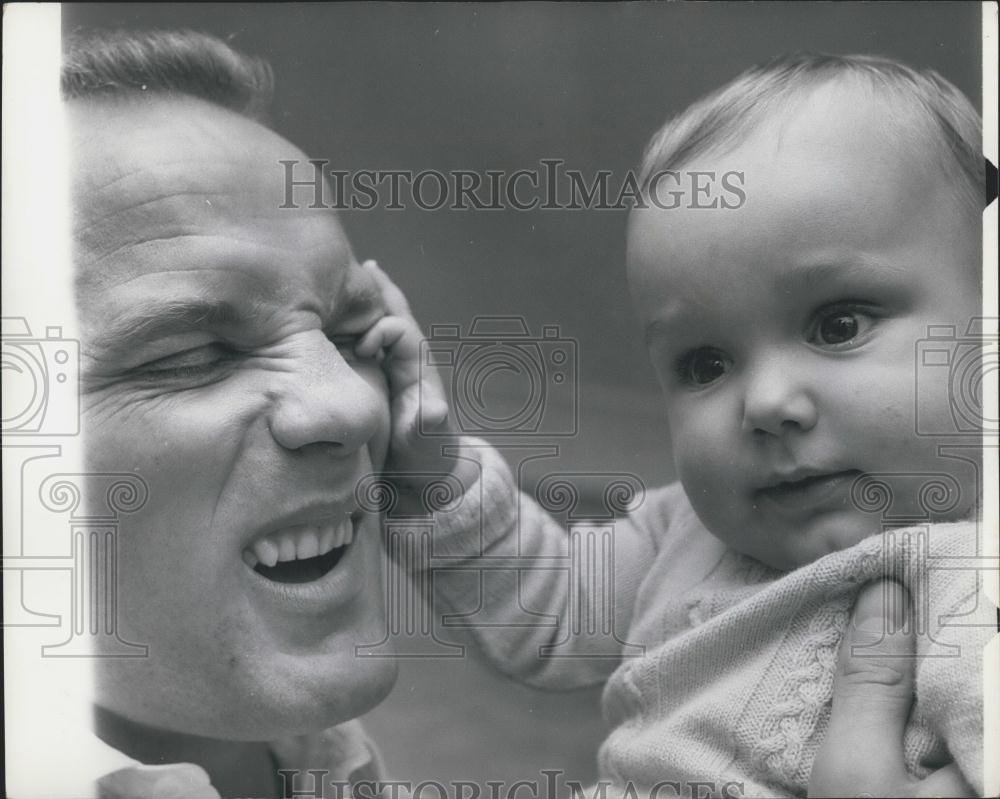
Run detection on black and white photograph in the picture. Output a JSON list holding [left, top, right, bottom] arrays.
[[3, 3, 997, 797]]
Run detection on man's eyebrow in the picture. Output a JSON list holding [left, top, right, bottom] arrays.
[[95, 298, 267, 350]]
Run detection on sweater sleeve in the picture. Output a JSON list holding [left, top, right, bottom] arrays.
[[422, 438, 670, 690]]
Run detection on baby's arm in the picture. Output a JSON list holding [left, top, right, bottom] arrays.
[[425, 440, 662, 688], [358, 261, 661, 688]]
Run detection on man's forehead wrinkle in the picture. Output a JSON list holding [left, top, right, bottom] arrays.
[[77, 221, 352, 300], [84, 156, 277, 195], [77, 161, 346, 256], [79, 158, 282, 229], [80, 256, 287, 308], [75, 186, 232, 244], [77, 231, 232, 287]]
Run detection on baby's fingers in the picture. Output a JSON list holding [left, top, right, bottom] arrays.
[[355, 316, 412, 360], [362, 259, 413, 317]]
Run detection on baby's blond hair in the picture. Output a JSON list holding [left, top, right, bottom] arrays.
[[638, 52, 985, 213]]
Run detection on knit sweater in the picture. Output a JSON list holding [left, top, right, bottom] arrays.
[[428, 442, 993, 798]]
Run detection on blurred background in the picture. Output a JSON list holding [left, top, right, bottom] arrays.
[[64, 2, 983, 787]]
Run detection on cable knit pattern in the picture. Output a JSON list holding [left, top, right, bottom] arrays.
[[429, 441, 994, 798], [754, 596, 849, 786]]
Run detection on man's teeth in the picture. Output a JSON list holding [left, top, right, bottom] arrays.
[[278, 535, 296, 562], [245, 518, 354, 569], [319, 525, 337, 554], [249, 539, 277, 569], [297, 531, 320, 560]]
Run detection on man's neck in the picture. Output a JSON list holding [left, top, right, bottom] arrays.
[[93, 705, 282, 799]]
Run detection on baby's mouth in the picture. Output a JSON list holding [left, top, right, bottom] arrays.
[[242, 516, 354, 584], [755, 470, 862, 511]]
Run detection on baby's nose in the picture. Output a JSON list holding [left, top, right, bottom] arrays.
[[741, 361, 818, 437]]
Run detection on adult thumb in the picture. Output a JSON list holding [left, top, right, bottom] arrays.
[[810, 579, 915, 797]]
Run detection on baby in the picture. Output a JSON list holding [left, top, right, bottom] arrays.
[[360, 53, 993, 797]]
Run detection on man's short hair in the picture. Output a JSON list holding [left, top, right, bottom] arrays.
[[62, 29, 274, 123], [637, 52, 984, 212]]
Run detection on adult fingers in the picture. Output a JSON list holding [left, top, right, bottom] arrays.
[[810, 579, 916, 797], [914, 762, 975, 798]]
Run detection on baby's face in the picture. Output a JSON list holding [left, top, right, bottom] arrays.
[[627, 84, 982, 570]]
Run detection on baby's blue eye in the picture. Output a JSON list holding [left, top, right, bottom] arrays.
[[676, 347, 732, 387]]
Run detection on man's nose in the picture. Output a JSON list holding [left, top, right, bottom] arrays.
[[267, 332, 383, 454], [740, 354, 818, 438]]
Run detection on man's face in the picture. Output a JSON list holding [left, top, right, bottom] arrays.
[[628, 83, 982, 571], [72, 96, 397, 738]]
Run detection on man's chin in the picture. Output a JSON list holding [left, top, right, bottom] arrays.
[[96, 645, 399, 742], [237, 655, 400, 740]]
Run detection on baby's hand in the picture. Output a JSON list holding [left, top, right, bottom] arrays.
[[355, 260, 461, 492]]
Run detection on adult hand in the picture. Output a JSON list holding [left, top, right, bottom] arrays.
[[809, 579, 975, 797]]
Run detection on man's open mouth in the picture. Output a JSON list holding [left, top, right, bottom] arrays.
[[242, 516, 354, 584]]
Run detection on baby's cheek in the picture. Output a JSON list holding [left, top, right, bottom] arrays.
[[673, 432, 738, 505], [674, 409, 732, 465]]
